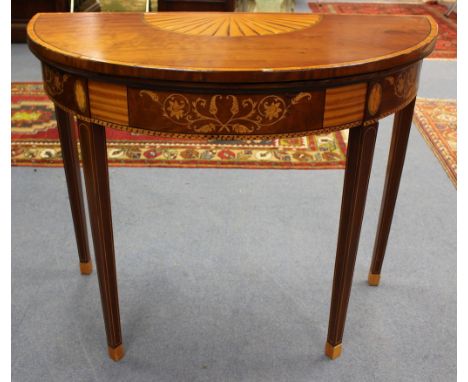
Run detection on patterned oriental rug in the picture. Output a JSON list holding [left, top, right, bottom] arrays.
[[308, 2, 456, 59], [11, 83, 347, 169], [413, 98, 457, 187]]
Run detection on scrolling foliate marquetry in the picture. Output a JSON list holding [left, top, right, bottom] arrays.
[[365, 62, 421, 122], [385, 65, 418, 100], [42, 64, 69, 97], [128, 89, 325, 136], [139, 91, 312, 134], [41, 64, 91, 117]]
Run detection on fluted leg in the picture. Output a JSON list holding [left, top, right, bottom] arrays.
[[78, 120, 124, 361], [55, 106, 92, 275], [326, 123, 378, 359], [368, 99, 415, 286]]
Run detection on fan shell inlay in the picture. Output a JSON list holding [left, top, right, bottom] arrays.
[[143, 13, 323, 37]]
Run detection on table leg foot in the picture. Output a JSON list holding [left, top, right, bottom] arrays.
[[108, 344, 125, 361], [325, 342, 342, 360], [368, 273, 381, 286], [79, 261, 93, 275]]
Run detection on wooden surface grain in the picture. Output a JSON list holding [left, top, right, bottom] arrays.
[[27, 12, 437, 83]]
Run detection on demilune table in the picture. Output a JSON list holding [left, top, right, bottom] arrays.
[[27, 12, 437, 361]]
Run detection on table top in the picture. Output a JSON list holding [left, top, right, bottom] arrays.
[[27, 12, 437, 83]]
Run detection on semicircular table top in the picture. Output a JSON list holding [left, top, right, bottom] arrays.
[[27, 12, 437, 83]]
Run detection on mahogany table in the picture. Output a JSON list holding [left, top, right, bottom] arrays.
[[27, 12, 437, 361]]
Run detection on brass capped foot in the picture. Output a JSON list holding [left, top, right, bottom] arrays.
[[325, 342, 342, 360], [108, 344, 125, 361], [368, 273, 381, 286], [79, 261, 93, 275]]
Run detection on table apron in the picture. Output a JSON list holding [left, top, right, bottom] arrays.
[[42, 61, 421, 139]]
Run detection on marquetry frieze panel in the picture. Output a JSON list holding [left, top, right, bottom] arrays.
[[42, 63, 90, 116], [364, 62, 421, 122], [127, 89, 325, 136], [40, 62, 423, 139]]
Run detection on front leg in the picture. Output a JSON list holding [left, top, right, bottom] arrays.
[[55, 106, 92, 275], [78, 120, 124, 361], [326, 123, 378, 359], [368, 99, 415, 286]]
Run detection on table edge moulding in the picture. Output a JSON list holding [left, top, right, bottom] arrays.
[[26, 12, 437, 361]]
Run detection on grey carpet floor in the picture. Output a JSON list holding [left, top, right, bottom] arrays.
[[12, 43, 456, 381]]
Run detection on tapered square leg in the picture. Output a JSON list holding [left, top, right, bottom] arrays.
[[369, 99, 415, 286], [78, 120, 124, 361], [55, 106, 92, 275], [326, 123, 378, 359]]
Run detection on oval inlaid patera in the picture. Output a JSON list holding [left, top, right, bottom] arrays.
[[143, 13, 322, 37], [74, 80, 87, 113], [367, 83, 382, 116]]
